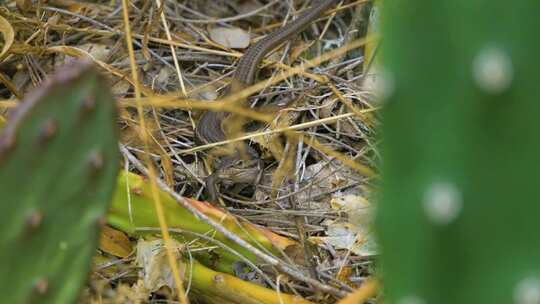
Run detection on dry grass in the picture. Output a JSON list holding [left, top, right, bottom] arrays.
[[0, 0, 379, 302]]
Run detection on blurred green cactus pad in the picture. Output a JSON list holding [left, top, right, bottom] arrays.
[[377, 2, 540, 304], [0, 60, 119, 303]]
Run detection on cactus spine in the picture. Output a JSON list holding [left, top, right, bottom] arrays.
[[0, 61, 119, 303]]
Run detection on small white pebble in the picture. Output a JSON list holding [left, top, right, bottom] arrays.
[[472, 46, 513, 94], [423, 181, 463, 225], [514, 277, 540, 304]]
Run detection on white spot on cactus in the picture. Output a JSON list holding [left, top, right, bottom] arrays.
[[473, 47, 513, 94], [423, 182, 462, 225], [59, 241, 68, 250], [514, 277, 540, 304], [397, 295, 426, 304]]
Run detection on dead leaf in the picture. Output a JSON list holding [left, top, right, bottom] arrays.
[[46, 14, 61, 26], [15, 0, 32, 12], [209, 27, 250, 49], [99, 226, 133, 258], [111, 80, 131, 95], [309, 221, 377, 257], [330, 194, 372, 227], [136, 239, 185, 293], [77, 43, 112, 62], [0, 15, 15, 60], [155, 67, 172, 87], [296, 161, 350, 201], [283, 244, 309, 267], [308, 193, 377, 257], [237, 1, 263, 15]]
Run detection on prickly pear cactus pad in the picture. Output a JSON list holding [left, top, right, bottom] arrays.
[[376, 2, 540, 304], [0, 61, 119, 303]]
